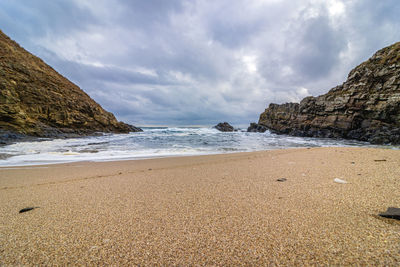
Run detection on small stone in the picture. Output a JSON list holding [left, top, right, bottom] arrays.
[[19, 207, 37, 213], [214, 122, 235, 132], [276, 178, 287, 182], [379, 207, 400, 220], [148, 168, 152, 171], [334, 178, 348, 184]]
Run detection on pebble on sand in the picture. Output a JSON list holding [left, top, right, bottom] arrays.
[[334, 178, 348, 184], [19, 207, 37, 213], [379, 207, 400, 220]]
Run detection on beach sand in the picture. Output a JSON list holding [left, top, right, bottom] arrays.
[[1, 147, 400, 265]]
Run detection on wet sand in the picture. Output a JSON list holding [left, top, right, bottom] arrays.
[[1, 147, 400, 265]]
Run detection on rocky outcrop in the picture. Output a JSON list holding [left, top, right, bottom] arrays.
[[214, 122, 235, 132], [0, 29, 141, 139], [257, 41, 400, 144], [247, 122, 268, 133]]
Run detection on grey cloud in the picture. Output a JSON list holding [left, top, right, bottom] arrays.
[[34, 48, 163, 88], [116, 0, 184, 27], [0, 0, 98, 47], [346, 0, 400, 55], [291, 15, 346, 79], [258, 8, 345, 87]]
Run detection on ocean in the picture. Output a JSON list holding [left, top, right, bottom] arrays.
[[0, 127, 391, 166]]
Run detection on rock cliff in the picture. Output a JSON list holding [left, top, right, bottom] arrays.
[[256, 42, 400, 144], [0, 30, 141, 139]]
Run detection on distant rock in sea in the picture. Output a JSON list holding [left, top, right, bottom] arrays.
[[247, 122, 267, 133], [255, 41, 400, 144], [214, 122, 235, 132], [0, 29, 142, 140]]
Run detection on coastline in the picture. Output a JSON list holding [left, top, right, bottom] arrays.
[[1, 147, 400, 265]]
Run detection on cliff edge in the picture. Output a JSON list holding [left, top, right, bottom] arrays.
[[0, 30, 141, 139], [257, 42, 400, 144]]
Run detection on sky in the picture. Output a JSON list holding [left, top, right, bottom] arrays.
[[1, 0, 400, 127]]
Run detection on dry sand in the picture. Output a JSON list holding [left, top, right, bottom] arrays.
[[1, 147, 400, 265]]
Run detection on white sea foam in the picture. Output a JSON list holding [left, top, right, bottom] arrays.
[[0, 127, 386, 167]]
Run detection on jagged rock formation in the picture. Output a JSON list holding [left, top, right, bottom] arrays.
[[0, 30, 141, 139], [247, 122, 267, 133], [257, 42, 400, 144], [214, 122, 235, 132]]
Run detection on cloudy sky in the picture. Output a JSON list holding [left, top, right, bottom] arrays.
[[1, 0, 400, 126]]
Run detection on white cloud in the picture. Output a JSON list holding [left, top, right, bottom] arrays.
[[327, 0, 345, 17], [241, 55, 258, 74]]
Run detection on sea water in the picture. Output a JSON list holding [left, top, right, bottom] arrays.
[[0, 127, 388, 166]]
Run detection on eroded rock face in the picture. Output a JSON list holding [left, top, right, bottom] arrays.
[[0, 30, 142, 138], [258, 42, 400, 144], [214, 122, 235, 132]]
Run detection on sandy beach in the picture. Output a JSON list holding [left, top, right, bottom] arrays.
[[1, 147, 400, 265]]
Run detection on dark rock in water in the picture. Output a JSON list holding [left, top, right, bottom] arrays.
[[256, 41, 400, 144], [214, 122, 235, 132], [0, 130, 44, 146], [0, 130, 25, 145], [247, 122, 268, 133], [0, 153, 13, 160], [0, 30, 142, 139], [79, 149, 99, 153], [19, 207, 38, 213], [88, 141, 110, 146], [129, 125, 143, 132], [379, 207, 400, 220], [276, 178, 287, 182]]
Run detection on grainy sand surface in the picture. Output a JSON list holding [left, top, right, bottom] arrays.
[[1, 147, 400, 265]]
